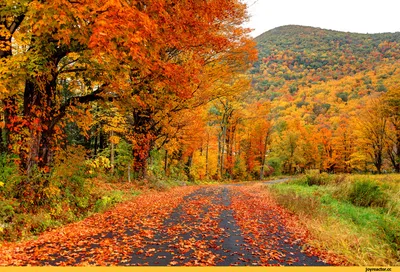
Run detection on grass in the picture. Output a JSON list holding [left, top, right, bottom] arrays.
[[267, 173, 400, 266]]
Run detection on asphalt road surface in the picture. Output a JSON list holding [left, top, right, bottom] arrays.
[[0, 182, 332, 266]]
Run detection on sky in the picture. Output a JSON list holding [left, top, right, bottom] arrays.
[[243, 0, 400, 37]]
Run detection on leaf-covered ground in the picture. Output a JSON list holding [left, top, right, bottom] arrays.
[[0, 183, 347, 266]]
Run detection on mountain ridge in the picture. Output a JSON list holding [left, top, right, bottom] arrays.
[[255, 25, 400, 41], [250, 24, 400, 92]]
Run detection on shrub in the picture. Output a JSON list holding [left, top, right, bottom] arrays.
[[0, 154, 17, 183], [0, 199, 18, 224], [269, 186, 321, 216], [94, 196, 113, 212], [0, 154, 20, 197], [29, 212, 60, 234], [1, 211, 59, 241], [348, 179, 388, 208], [94, 191, 124, 212], [149, 180, 170, 191], [267, 157, 282, 175], [378, 219, 400, 253], [305, 169, 330, 186], [332, 174, 347, 185]]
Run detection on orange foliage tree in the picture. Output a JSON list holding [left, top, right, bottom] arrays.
[[0, 0, 256, 180]]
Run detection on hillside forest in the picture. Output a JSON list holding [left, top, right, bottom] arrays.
[[0, 1, 399, 243]]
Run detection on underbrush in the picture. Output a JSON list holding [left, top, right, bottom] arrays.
[[0, 147, 206, 243], [267, 172, 400, 266], [0, 179, 140, 242], [144, 176, 189, 191], [0, 150, 141, 242]]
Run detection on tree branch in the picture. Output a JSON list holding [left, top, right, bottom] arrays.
[[58, 68, 88, 74], [49, 84, 108, 131], [9, 14, 26, 34]]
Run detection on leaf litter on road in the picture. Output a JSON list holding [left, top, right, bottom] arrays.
[[0, 183, 346, 266]]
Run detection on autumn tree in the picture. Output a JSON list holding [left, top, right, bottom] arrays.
[[354, 98, 389, 174], [384, 89, 400, 172], [270, 118, 307, 175], [0, 0, 256, 181], [318, 126, 337, 173], [0, 0, 29, 152], [0, 0, 119, 174], [205, 75, 254, 179], [241, 102, 272, 179]]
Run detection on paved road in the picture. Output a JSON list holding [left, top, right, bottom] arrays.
[[262, 178, 291, 185], [0, 183, 331, 266]]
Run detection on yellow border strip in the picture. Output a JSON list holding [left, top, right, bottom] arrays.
[[1, 267, 399, 272]]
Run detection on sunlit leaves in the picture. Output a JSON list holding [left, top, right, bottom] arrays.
[[0, 0, 255, 176]]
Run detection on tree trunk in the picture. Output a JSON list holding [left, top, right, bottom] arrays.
[[128, 165, 131, 182], [1, 97, 17, 153], [110, 130, 115, 174], [93, 130, 98, 156], [374, 149, 383, 174], [99, 128, 105, 152], [132, 133, 154, 179], [205, 133, 209, 179], [259, 132, 270, 180], [217, 133, 222, 179], [184, 153, 194, 182], [164, 149, 168, 176], [225, 121, 237, 178], [131, 108, 156, 179], [19, 73, 58, 175], [220, 125, 226, 178]]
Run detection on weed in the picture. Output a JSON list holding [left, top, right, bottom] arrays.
[[0, 147, 140, 242], [377, 218, 400, 253], [332, 174, 347, 185], [267, 174, 400, 265], [348, 179, 388, 208], [0, 199, 18, 223], [305, 169, 331, 186], [94, 190, 124, 213]]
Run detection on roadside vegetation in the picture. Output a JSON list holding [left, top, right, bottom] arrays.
[[267, 171, 400, 266], [0, 150, 196, 243], [0, 148, 248, 243]]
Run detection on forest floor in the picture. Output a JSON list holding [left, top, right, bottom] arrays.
[[0, 181, 347, 266]]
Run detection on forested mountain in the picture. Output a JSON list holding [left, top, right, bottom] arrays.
[[252, 25, 400, 96], [248, 25, 400, 174]]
